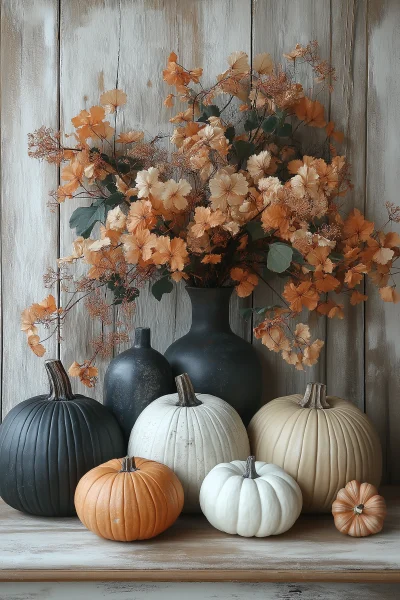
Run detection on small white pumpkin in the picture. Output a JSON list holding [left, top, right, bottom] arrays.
[[200, 456, 302, 537], [128, 373, 250, 513]]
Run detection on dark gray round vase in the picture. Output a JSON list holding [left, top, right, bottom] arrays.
[[104, 328, 174, 441], [164, 287, 262, 425]]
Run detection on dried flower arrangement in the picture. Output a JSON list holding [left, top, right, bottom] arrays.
[[23, 42, 400, 386]]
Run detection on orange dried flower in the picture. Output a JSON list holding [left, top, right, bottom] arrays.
[[283, 281, 319, 312], [230, 268, 258, 297]]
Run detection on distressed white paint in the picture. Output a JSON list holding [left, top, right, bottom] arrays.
[[1, 490, 399, 575], [1, 582, 400, 600]]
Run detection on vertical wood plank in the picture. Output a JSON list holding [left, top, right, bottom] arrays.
[[1, 0, 59, 416], [327, 0, 367, 409], [366, 0, 400, 483], [252, 0, 331, 403], [59, 0, 122, 399], [116, 0, 252, 353]]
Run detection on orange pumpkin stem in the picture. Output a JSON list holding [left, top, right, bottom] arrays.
[[119, 456, 138, 472], [45, 359, 74, 401], [243, 456, 260, 479], [299, 382, 330, 409], [175, 373, 203, 407]]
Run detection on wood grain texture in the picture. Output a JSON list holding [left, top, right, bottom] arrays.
[[0, 488, 399, 582], [366, 0, 400, 483], [251, 0, 331, 403], [0, 0, 59, 417], [327, 0, 367, 410], [2, 582, 400, 600], [59, 0, 122, 400]]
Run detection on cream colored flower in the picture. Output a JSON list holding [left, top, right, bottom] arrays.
[[227, 51, 250, 73], [88, 237, 111, 251], [247, 150, 272, 183], [253, 52, 274, 75], [106, 206, 126, 231], [58, 237, 93, 264], [257, 176, 283, 205], [135, 167, 163, 199], [209, 170, 248, 210], [161, 178, 192, 211], [291, 164, 320, 199]]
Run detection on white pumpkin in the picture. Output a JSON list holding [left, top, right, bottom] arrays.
[[200, 456, 302, 537], [128, 373, 250, 512], [248, 382, 382, 513]]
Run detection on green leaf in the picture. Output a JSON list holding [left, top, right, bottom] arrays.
[[261, 116, 278, 133], [246, 220, 267, 241], [105, 191, 125, 209], [329, 251, 344, 262], [267, 242, 293, 273], [291, 247, 305, 265], [198, 104, 220, 123], [244, 110, 259, 132], [277, 122, 292, 137], [152, 276, 174, 301], [233, 140, 256, 161], [225, 126, 235, 143], [69, 201, 106, 238], [102, 173, 118, 193], [239, 307, 254, 321]]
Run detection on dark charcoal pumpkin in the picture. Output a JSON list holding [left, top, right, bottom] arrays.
[[0, 359, 125, 517]]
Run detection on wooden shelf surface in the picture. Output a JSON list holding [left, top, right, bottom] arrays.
[[1, 487, 399, 583]]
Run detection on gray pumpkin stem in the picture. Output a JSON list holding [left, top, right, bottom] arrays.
[[243, 456, 260, 479], [299, 382, 330, 409], [175, 373, 202, 407], [45, 359, 74, 401], [120, 456, 138, 472]]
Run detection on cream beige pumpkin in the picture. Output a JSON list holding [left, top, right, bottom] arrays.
[[248, 383, 382, 513]]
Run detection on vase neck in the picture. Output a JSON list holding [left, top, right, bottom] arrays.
[[133, 327, 151, 348], [187, 287, 233, 333]]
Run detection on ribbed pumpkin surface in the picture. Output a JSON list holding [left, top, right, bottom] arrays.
[[248, 394, 382, 513], [129, 394, 250, 513], [74, 457, 184, 541], [0, 396, 125, 516]]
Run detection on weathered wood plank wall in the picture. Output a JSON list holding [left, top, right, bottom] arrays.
[[1, 0, 399, 481]]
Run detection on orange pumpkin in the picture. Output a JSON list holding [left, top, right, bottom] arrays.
[[332, 480, 387, 537], [74, 456, 184, 541]]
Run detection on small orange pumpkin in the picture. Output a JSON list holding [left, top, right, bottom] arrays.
[[74, 456, 184, 541], [332, 480, 387, 537]]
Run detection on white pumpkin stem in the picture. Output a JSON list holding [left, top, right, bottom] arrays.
[[120, 456, 138, 472], [299, 382, 330, 409], [45, 359, 74, 401], [243, 456, 260, 479], [175, 373, 203, 407]]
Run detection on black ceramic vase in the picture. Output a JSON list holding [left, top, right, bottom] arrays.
[[0, 359, 125, 517], [164, 287, 262, 425], [104, 327, 174, 441]]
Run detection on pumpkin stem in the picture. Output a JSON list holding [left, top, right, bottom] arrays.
[[119, 456, 138, 472], [45, 359, 74, 401], [175, 373, 203, 407], [243, 456, 260, 480], [299, 382, 330, 409], [354, 503, 364, 515]]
